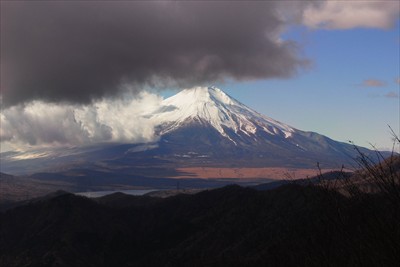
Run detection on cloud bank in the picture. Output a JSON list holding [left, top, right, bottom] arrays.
[[1, 1, 308, 107], [2, 1, 398, 108], [0, 92, 162, 150]]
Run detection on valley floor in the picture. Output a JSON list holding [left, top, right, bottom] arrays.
[[173, 167, 342, 179]]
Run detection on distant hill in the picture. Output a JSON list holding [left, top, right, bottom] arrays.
[[1, 183, 399, 266]]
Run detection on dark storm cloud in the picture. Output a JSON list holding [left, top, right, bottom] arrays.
[[1, 1, 308, 106]]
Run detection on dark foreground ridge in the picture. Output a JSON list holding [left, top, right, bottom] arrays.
[[1, 183, 399, 267]]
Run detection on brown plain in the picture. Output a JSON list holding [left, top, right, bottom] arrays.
[[174, 167, 341, 180]]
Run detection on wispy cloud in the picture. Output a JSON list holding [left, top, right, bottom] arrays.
[[361, 79, 387, 87], [385, 91, 399, 99], [302, 1, 400, 30], [396, 77, 400, 85]]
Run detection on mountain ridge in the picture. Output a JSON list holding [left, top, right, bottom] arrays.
[[1, 183, 399, 266]]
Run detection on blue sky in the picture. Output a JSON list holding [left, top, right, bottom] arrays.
[[219, 20, 399, 151]]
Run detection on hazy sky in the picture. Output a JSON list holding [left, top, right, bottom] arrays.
[[1, 1, 399, 152]]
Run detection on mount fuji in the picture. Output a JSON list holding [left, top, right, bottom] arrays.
[[140, 86, 370, 168], [149, 86, 295, 142], [1, 86, 378, 177]]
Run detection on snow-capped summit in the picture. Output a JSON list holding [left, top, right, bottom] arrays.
[[148, 86, 294, 142]]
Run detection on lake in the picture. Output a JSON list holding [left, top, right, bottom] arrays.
[[75, 189, 160, 198]]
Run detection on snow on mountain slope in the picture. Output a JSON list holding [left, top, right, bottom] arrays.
[[147, 86, 295, 142]]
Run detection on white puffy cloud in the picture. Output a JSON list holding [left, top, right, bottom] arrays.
[[302, 1, 400, 30], [0, 92, 162, 151]]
